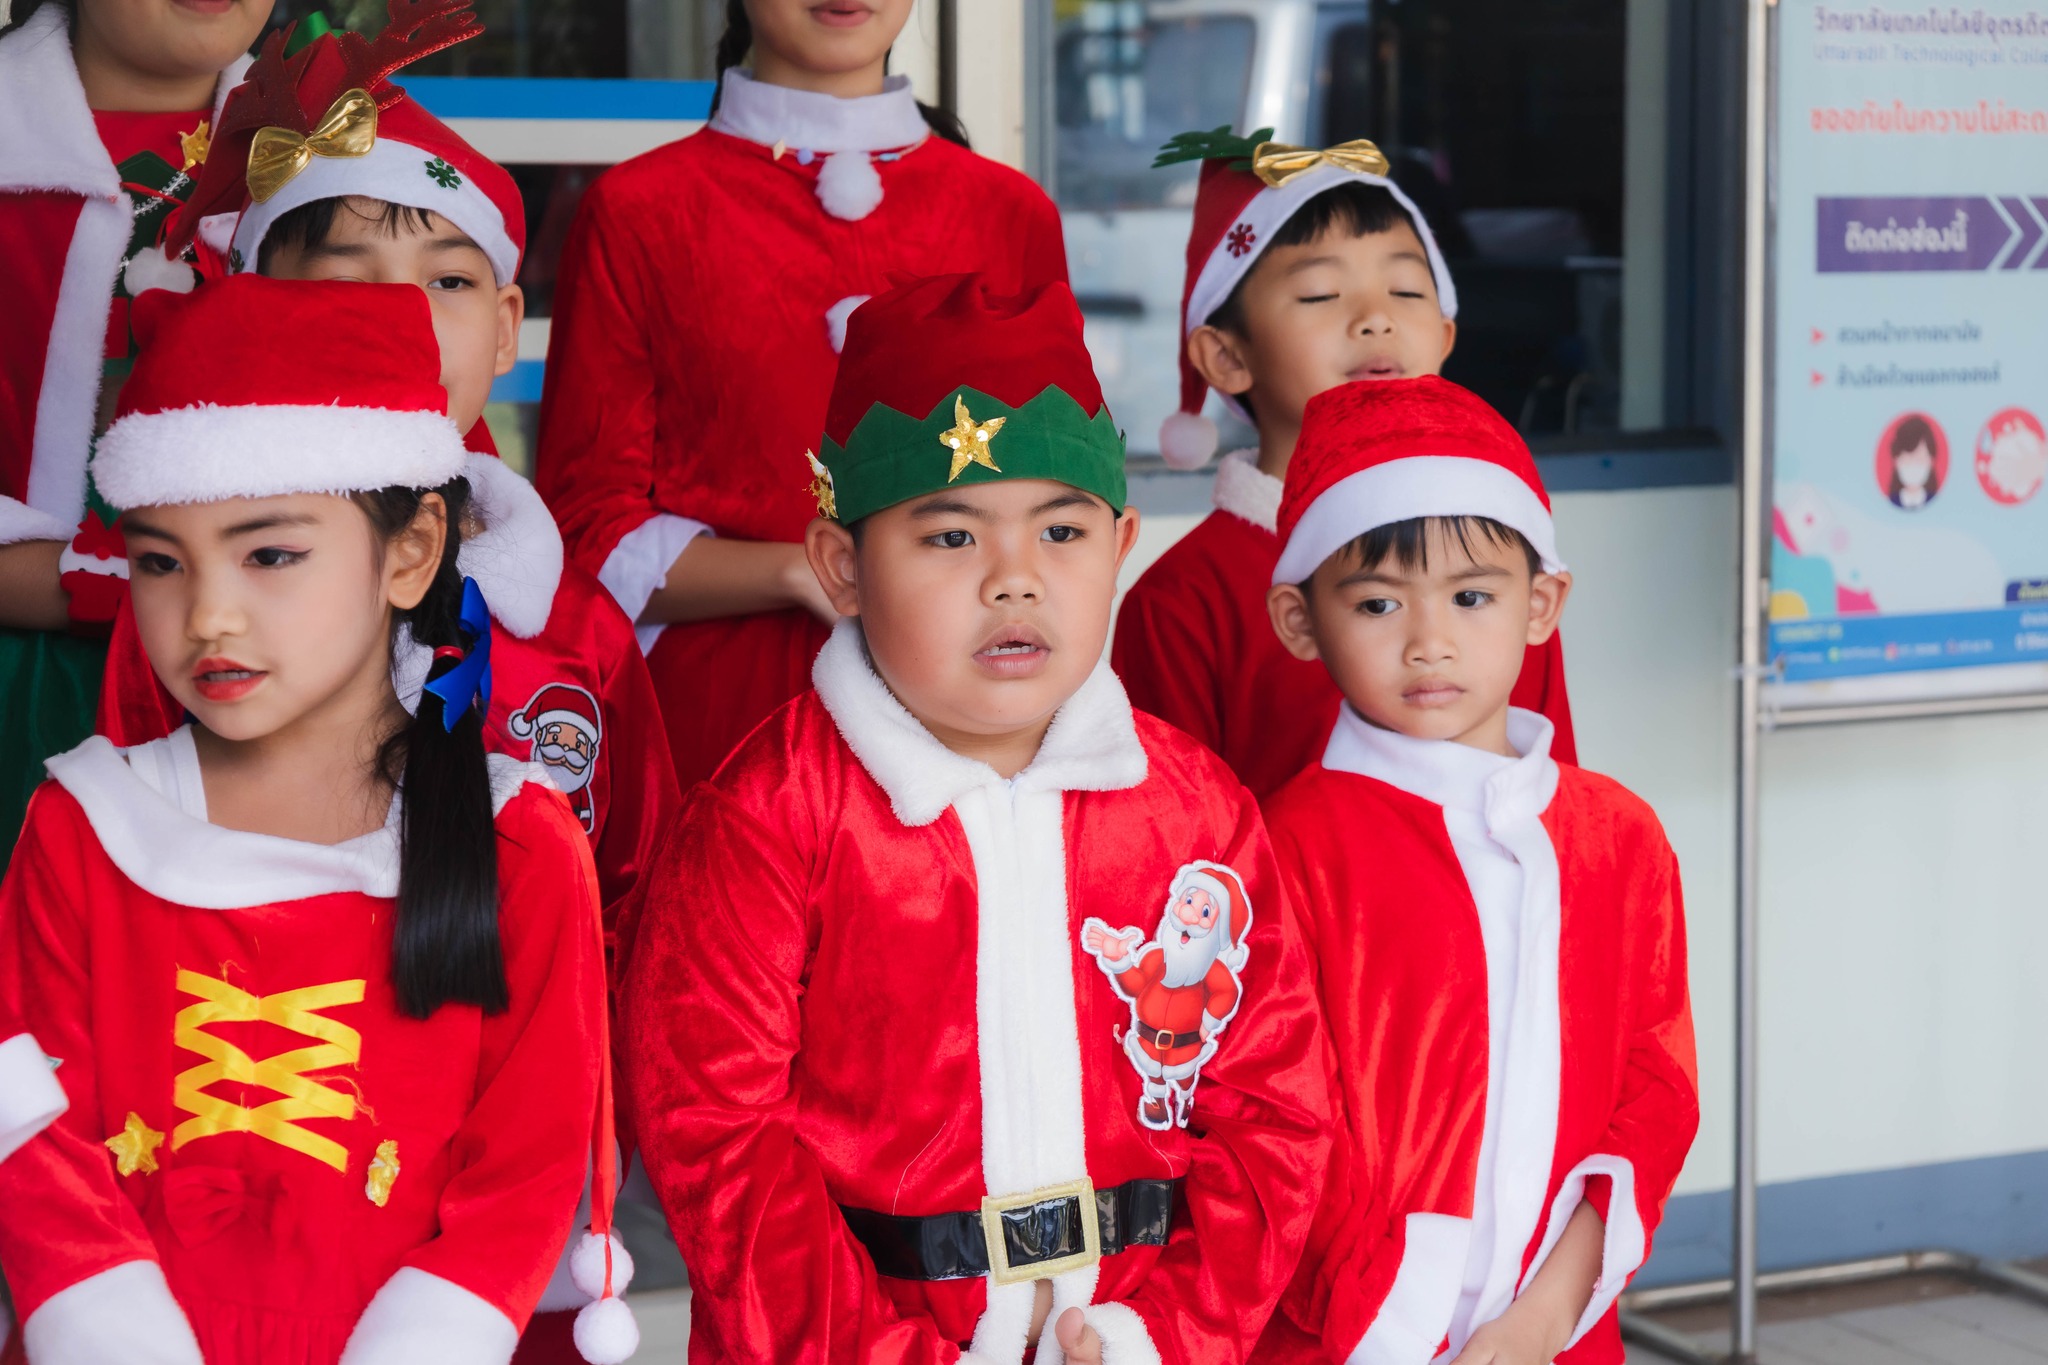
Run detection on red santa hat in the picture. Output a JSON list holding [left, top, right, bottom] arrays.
[[1156, 130, 1460, 470], [508, 682, 602, 744], [92, 276, 469, 510], [1171, 860, 1252, 971], [168, 2, 524, 287], [1272, 374, 1563, 586]]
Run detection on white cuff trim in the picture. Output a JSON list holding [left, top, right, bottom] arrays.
[[0, 1032, 66, 1162], [1347, 1212, 1472, 1365], [24, 1260, 203, 1365], [338, 1267, 520, 1365], [1519, 1154, 1645, 1349], [1273, 457, 1564, 586], [596, 512, 710, 634], [0, 497, 70, 548], [1083, 1300, 1163, 1365]]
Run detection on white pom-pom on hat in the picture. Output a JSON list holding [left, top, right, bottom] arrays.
[[569, 1230, 635, 1300], [122, 247, 196, 297], [573, 1294, 639, 1365], [1159, 410, 1220, 470], [817, 150, 884, 220], [825, 294, 872, 354]]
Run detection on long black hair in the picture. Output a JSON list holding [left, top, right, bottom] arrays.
[[707, 0, 970, 148], [356, 478, 507, 1020]]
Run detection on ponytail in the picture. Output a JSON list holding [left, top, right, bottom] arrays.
[[707, 0, 972, 148], [359, 480, 507, 1020]]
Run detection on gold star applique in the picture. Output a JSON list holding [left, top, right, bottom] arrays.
[[803, 449, 837, 519], [179, 118, 211, 172], [106, 1112, 165, 1177], [939, 395, 1005, 483], [365, 1139, 401, 1207]]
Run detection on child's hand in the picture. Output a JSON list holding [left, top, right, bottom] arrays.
[[1053, 1307, 1102, 1364], [1445, 1315, 1560, 1365]]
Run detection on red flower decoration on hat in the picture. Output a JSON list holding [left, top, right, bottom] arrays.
[[1225, 223, 1257, 257]]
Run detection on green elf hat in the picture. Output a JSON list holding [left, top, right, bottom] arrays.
[[807, 274, 1126, 525]]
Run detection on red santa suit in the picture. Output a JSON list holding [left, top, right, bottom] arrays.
[[536, 69, 1070, 789], [1259, 706, 1696, 1364], [0, 730, 606, 1365], [1114, 451, 1576, 799], [621, 621, 1332, 1363]]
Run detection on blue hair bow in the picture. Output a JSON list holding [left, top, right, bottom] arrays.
[[424, 576, 493, 732]]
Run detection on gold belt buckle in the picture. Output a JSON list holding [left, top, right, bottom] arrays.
[[980, 1177, 1101, 1286]]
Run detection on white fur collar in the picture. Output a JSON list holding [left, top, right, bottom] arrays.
[[0, 7, 251, 196], [1322, 705, 1557, 829], [1211, 449, 1280, 534], [811, 618, 1148, 828], [459, 454, 563, 640], [46, 730, 547, 907], [709, 68, 928, 154]]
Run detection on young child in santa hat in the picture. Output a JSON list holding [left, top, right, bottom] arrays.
[[621, 273, 1331, 1365], [536, 0, 1070, 792], [0, 0, 271, 871], [1112, 129, 1576, 800], [1254, 375, 1697, 1365], [96, 1, 679, 968], [0, 276, 634, 1365]]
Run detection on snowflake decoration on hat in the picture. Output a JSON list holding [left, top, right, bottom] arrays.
[[424, 156, 462, 188], [1225, 223, 1257, 257]]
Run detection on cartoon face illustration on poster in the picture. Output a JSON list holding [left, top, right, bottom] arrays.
[[1081, 860, 1251, 1131], [507, 682, 602, 833], [1873, 411, 1946, 512]]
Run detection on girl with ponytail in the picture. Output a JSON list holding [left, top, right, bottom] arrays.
[[0, 277, 624, 1365], [536, 0, 1072, 791]]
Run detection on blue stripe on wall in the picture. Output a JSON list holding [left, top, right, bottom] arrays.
[[404, 77, 714, 122], [490, 360, 546, 404], [1641, 1149, 2048, 1287]]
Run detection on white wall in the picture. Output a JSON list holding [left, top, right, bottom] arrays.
[[1124, 479, 2048, 1200]]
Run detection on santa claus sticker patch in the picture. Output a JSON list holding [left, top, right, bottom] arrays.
[[1081, 861, 1250, 1131], [509, 683, 602, 833]]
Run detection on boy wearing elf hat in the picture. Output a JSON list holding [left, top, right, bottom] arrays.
[[1112, 128, 1576, 801], [97, 1, 679, 968], [621, 274, 1331, 1365], [1254, 376, 1697, 1365]]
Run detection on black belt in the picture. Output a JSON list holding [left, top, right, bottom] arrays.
[[1142, 1026, 1203, 1050], [841, 1177, 1180, 1284]]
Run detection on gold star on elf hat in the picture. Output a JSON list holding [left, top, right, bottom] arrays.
[[812, 275, 1126, 525], [1152, 126, 1461, 470]]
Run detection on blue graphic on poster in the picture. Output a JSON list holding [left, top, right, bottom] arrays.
[[1769, 1, 2048, 696]]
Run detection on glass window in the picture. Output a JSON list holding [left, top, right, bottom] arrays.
[[263, 0, 719, 79]]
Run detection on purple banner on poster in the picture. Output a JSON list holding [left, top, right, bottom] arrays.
[[1816, 196, 2015, 272]]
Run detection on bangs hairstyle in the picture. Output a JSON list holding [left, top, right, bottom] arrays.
[[256, 197, 445, 274], [1205, 181, 1420, 334], [1332, 515, 1542, 580]]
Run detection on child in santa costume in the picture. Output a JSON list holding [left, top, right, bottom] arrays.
[[1111, 129, 1576, 800], [1254, 376, 1697, 1365], [0, 0, 269, 866], [94, 1, 680, 954], [0, 277, 636, 1365], [535, 0, 1069, 791], [621, 274, 1331, 1364]]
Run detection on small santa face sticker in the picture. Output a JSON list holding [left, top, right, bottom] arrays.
[[1081, 860, 1251, 1131], [507, 682, 603, 834]]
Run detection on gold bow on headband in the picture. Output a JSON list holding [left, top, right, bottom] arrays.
[[1249, 138, 1390, 189], [246, 88, 378, 204]]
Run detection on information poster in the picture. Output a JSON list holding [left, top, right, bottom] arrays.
[[1768, 1, 2048, 704]]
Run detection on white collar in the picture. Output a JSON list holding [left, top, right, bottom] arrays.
[[708, 67, 929, 154], [458, 453, 563, 640], [46, 730, 547, 907], [0, 7, 251, 197], [1322, 704, 1558, 830], [811, 618, 1148, 827], [1212, 449, 1280, 534]]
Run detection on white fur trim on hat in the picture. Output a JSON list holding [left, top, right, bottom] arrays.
[[94, 404, 469, 509], [1187, 167, 1459, 340], [230, 136, 519, 286], [1272, 455, 1563, 586], [825, 294, 871, 353], [1158, 410, 1220, 471]]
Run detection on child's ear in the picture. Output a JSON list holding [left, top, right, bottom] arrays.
[[1188, 325, 1255, 398], [1437, 317, 1458, 366], [1111, 506, 1143, 572], [1266, 582, 1323, 663], [493, 283, 526, 379], [1525, 568, 1571, 645], [803, 517, 861, 618], [387, 494, 450, 612]]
